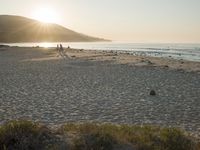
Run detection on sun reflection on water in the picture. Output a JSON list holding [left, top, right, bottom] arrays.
[[40, 42, 53, 48]]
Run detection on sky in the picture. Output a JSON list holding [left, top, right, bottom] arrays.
[[0, 0, 200, 43]]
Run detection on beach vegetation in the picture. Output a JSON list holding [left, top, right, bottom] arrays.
[[0, 121, 199, 150], [60, 123, 199, 150]]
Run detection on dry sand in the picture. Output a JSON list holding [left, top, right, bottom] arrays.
[[0, 46, 200, 137]]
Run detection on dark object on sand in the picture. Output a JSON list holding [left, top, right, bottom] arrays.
[[147, 60, 153, 65], [164, 65, 169, 68], [150, 90, 156, 96]]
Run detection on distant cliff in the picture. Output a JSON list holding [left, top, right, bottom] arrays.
[[0, 15, 109, 43]]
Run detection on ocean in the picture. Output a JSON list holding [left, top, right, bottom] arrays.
[[3, 42, 200, 62]]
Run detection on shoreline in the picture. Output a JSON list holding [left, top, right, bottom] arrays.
[[1, 42, 200, 63], [62, 47, 200, 72]]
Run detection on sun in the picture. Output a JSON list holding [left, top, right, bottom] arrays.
[[32, 7, 60, 23]]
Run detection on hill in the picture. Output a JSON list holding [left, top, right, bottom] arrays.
[[0, 15, 108, 43]]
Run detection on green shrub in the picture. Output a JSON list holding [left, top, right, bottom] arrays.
[[0, 121, 199, 150], [159, 128, 194, 150], [0, 120, 40, 149], [73, 132, 115, 150], [61, 123, 198, 150], [0, 120, 56, 150]]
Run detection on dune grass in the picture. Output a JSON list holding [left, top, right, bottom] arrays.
[[0, 120, 199, 150], [60, 123, 199, 150], [0, 120, 62, 150]]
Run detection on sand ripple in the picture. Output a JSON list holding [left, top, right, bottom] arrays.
[[0, 48, 200, 137]]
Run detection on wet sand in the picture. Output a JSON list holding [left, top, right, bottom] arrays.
[[0, 47, 200, 137], [65, 48, 200, 72]]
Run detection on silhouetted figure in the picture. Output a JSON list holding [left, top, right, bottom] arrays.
[[56, 44, 59, 52], [59, 44, 65, 56], [60, 44, 63, 51]]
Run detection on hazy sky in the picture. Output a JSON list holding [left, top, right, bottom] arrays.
[[1, 0, 200, 42]]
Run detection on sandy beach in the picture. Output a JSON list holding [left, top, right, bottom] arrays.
[[0, 46, 200, 137]]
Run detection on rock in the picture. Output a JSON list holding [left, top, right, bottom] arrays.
[[147, 60, 153, 65], [150, 90, 156, 96], [164, 65, 169, 68], [141, 60, 145, 62]]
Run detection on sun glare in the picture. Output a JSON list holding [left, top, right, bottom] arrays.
[[32, 7, 59, 24], [40, 42, 53, 48]]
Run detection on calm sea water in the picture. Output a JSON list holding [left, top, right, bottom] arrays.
[[4, 42, 200, 62]]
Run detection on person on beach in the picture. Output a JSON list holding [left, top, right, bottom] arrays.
[[60, 44, 66, 57], [57, 44, 59, 52], [60, 44, 63, 51]]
